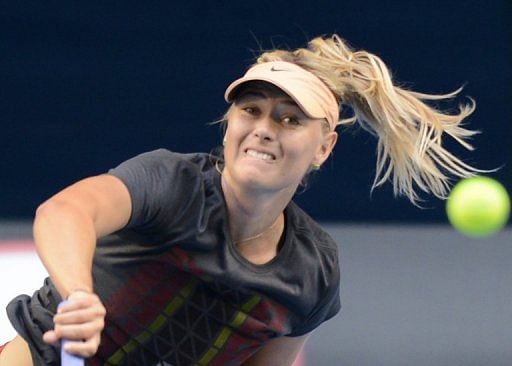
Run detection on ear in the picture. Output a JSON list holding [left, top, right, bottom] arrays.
[[313, 131, 338, 166]]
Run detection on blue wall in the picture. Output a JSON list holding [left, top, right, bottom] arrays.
[[2, 1, 511, 222]]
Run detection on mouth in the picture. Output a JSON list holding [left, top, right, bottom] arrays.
[[245, 148, 276, 161]]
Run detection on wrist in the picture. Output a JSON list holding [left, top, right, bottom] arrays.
[[66, 288, 93, 300]]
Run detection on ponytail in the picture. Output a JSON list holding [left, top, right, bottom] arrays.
[[257, 34, 481, 204]]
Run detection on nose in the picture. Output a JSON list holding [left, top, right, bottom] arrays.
[[253, 115, 277, 142]]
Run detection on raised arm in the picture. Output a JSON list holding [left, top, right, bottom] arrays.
[[34, 174, 131, 297], [35, 174, 132, 357]]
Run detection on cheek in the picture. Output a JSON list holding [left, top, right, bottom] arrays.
[[285, 132, 322, 160], [280, 143, 317, 177], [223, 135, 236, 162], [223, 122, 245, 161], [223, 118, 237, 142], [225, 113, 246, 139]]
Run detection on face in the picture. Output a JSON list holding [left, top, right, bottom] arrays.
[[222, 82, 338, 195]]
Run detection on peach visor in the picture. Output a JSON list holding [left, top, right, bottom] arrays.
[[224, 61, 339, 130]]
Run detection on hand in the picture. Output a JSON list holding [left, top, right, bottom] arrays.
[[43, 290, 106, 358]]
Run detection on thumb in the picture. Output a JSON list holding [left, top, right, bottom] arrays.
[[43, 330, 59, 344]]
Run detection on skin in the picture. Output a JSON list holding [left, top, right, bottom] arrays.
[[0, 336, 31, 366], [0, 82, 338, 365], [0, 174, 130, 363], [222, 83, 337, 265]]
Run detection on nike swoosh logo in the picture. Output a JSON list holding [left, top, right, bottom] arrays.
[[270, 66, 290, 72]]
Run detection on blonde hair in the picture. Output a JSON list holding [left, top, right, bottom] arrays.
[[255, 34, 481, 204]]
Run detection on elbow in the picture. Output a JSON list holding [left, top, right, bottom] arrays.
[[35, 198, 69, 222], [34, 197, 93, 229], [35, 198, 57, 222], [34, 199, 65, 231], [35, 199, 53, 219]]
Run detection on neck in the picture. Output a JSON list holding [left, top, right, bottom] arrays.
[[220, 173, 293, 245]]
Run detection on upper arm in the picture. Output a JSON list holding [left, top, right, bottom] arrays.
[[242, 333, 310, 366], [38, 174, 132, 238]]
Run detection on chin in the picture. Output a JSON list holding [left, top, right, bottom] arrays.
[[231, 166, 301, 192]]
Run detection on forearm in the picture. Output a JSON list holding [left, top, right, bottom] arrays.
[[241, 335, 308, 366], [33, 199, 97, 298]]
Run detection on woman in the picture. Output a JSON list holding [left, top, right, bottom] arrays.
[[0, 34, 479, 365]]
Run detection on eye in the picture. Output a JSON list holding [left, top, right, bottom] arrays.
[[241, 106, 259, 116], [281, 116, 301, 126]]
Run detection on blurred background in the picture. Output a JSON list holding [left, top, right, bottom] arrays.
[[1, 1, 511, 365], [2, 0, 510, 222]]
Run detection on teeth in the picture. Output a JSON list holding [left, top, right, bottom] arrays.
[[247, 149, 273, 160]]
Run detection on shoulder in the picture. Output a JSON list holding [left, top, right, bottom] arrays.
[[116, 149, 212, 169], [107, 150, 221, 231], [285, 201, 340, 289], [282, 202, 341, 335], [286, 201, 338, 254], [286, 201, 340, 290], [109, 149, 217, 183]]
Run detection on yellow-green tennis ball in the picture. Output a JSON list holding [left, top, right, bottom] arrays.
[[446, 176, 510, 237]]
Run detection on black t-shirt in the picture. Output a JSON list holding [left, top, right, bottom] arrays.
[[7, 149, 341, 366]]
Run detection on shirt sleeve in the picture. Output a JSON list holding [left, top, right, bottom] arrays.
[[289, 285, 341, 337], [288, 253, 342, 337], [108, 149, 204, 234]]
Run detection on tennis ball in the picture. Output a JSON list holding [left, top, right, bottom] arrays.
[[446, 176, 510, 237]]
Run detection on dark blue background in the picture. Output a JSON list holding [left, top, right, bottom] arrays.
[[2, 1, 511, 222]]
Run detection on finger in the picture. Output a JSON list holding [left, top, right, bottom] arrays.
[[54, 305, 106, 325], [43, 330, 59, 344], [55, 320, 104, 341], [62, 336, 100, 358], [58, 296, 100, 313]]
